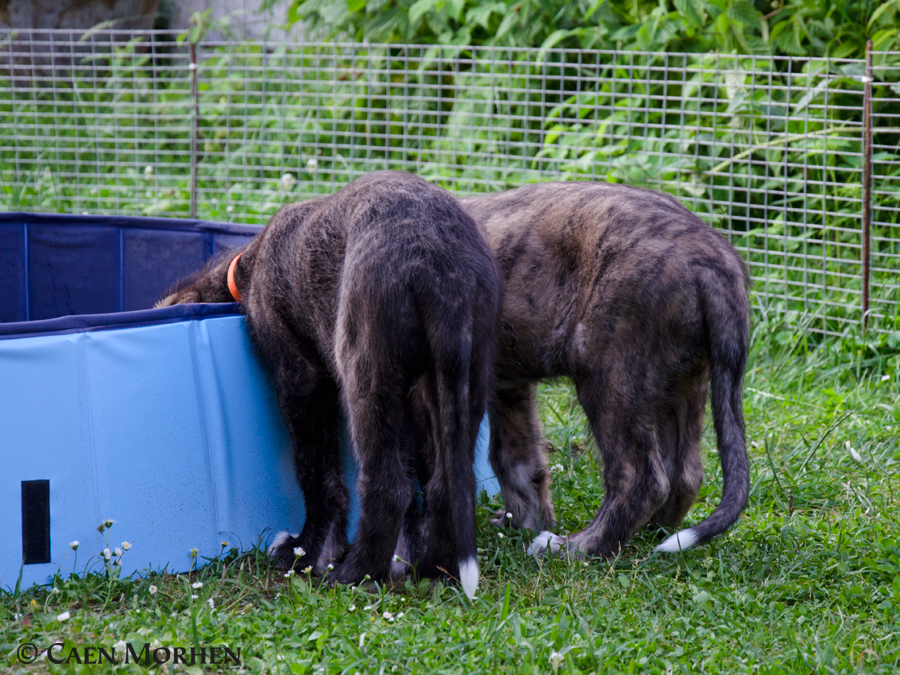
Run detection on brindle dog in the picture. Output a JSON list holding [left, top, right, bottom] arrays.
[[158, 171, 501, 597], [461, 182, 750, 559]]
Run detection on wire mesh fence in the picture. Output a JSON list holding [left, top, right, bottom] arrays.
[[870, 52, 900, 333], [1, 30, 898, 335]]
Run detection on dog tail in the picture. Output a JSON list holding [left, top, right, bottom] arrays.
[[432, 323, 480, 600], [657, 264, 750, 553]]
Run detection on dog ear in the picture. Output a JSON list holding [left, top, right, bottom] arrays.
[[154, 289, 200, 308], [180, 290, 202, 304]]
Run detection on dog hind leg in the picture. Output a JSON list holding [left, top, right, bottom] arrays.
[[530, 373, 670, 559], [650, 379, 707, 532], [330, 372, 417, 586]]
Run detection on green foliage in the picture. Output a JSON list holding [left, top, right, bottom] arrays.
[[280, 0, 900, 57], [4, 40, 898, 334]]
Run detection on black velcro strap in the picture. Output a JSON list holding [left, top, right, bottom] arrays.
[[21, 480, 51, 564]]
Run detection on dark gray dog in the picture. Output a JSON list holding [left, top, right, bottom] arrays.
[[158, 171, 501, 597], [461, 182, 750, 559]]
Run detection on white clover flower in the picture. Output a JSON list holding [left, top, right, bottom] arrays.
[[149, 585, 158, 595], [306, 158, 318, 171], [103, 548, 112, 560], [57, 611, 71, 622], [549, 651, 564, 671], [551, 463, 565, 473], [192, 581, 203, 589], [207, 598, 215, 609], [293, 546, 306, 558], [144, 165, 154, 179], [114, 547, 123, 557], [69, 541, 79, 550], [280, 173, 296, 191], [845, 441, 863, 463], [723, 69, 745, 100], [121, 541, 131, 551]]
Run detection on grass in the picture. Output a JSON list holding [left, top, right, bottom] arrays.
[[2, 305, 900, 674]]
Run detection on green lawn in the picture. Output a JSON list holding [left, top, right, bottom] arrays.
[[2, 305, 899, 674]]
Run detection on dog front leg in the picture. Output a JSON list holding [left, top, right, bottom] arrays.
[[269, 376, 349, 574], [488, 384, 556, 532]]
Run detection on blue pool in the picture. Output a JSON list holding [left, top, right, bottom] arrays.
[[0, 212, 496, 589]]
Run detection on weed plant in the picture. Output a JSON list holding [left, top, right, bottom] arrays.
[[2, 304, 898, 673]]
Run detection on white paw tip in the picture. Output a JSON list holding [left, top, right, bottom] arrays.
[[527, 531, 564, 556], [459, 557, 479, 600], [656, 528, 700, 553], [267, 531, 298, 556]]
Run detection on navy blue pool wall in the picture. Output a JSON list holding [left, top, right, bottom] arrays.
[[0, 211, 261, 323]]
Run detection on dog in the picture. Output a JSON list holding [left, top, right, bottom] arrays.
[[158, 171, 502, 597], [460, 181, 750, 559]]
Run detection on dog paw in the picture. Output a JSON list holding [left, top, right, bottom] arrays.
[[267, 531, 299, 557], [489, 509, 516, 528], [390, 555, 413, 580], [328, 560, 368, 587], [526, 530, 566, 556], [268, 531, 311, 570]]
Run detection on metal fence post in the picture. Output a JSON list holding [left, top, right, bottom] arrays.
[[862, 39, 873, 333], [189, 41, 199, 220]]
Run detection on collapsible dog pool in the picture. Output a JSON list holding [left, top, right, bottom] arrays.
[[0, 212, 496, 590]]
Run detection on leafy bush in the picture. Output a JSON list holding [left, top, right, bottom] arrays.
[[274, 0, 900, 58]]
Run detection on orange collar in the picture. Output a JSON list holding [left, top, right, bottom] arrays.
[[227, 252, 244, 303]]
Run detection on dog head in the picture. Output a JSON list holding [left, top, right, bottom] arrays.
[[155, 248, 246, 308]]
